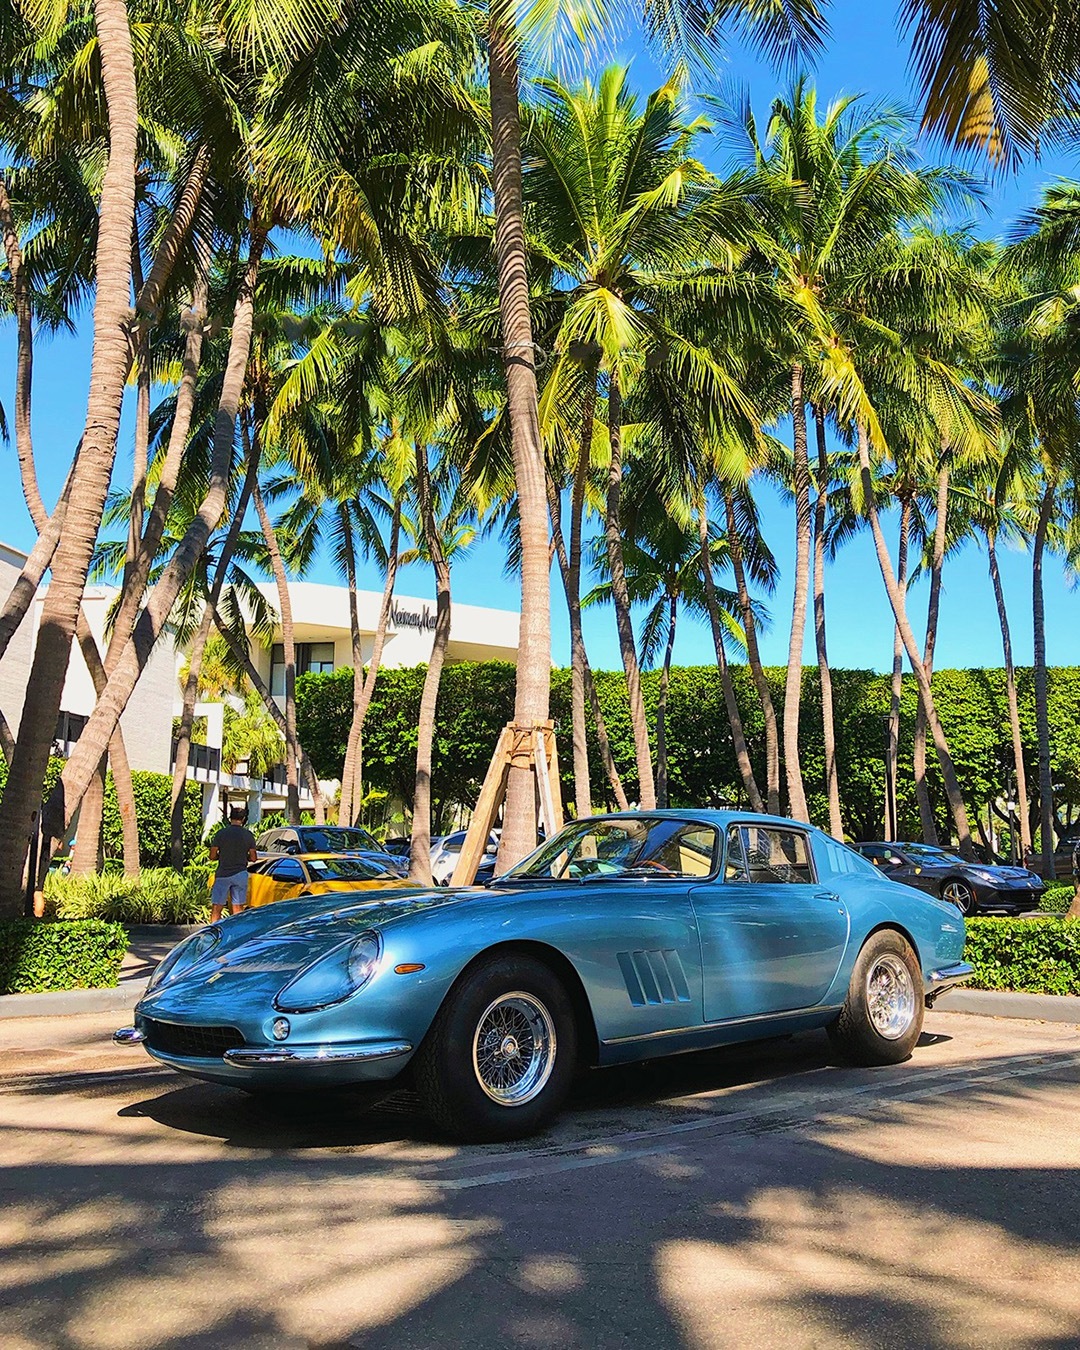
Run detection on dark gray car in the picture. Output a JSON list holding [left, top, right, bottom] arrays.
[[853, 841, 1044, 916]]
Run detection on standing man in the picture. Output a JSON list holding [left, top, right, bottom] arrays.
[[209, 804, 258, 922]]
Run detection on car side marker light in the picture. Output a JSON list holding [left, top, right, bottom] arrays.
[[394, 963, 426, 974]]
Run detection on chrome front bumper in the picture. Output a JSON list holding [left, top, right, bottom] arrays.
[[222, 1041, 412, 1066], [924, 961, 975, 1007]]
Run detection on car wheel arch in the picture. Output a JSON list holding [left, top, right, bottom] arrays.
[[437, 939, 600, 1069], [860, 921, 923, 969], [938, 874, 972, 896]]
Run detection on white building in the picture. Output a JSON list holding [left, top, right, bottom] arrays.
[[0, 544, 521, 831]]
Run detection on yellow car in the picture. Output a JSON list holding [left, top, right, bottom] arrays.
[[246, 853, 413, 908]]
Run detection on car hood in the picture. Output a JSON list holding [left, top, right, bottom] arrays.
[[971, 865, 1041, 882]]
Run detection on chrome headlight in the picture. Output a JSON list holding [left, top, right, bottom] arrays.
[[968, 868, 997, 884], [146, 926, 222, 991], [273, 932, 381, 1013]]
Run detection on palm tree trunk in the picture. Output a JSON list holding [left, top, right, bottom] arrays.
[[488, 15, 551, 870], [126, 239, 150, 575], [71, 763, 106, 876], [699, 501, 764, 811], [171, 605, 213, 869], [0, 176, 42, 527], [41, 226, 266, 856], [409, 445, 451, 885], [885, 499, 911, 840], [723, 489, 780, 813], [605, 368, 656, 808], [914, 465, 950, 844], [783, 364, 812, 822], [986, 528, 1031, 858], [546, 378, 597, 820], [812, 409, 842, 839], [584, 660, 629, 811], [655, 593, 678, 809], [169, 422, 261, 867], [340, 501, 401, 827], [253, 480, 302, 824], [1033, 478, 1056, 877], [856, 426, 973, 853], [0, 156, 205, 686], [0, 0, 138, 914]]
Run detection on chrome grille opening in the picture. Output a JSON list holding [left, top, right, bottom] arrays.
[[143, 1019, 245, 1059]]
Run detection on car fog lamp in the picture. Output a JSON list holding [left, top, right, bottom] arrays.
[[272, 1017, 291, 1041]]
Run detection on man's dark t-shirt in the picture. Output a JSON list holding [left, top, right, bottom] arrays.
[[214, 824, 257, 877]]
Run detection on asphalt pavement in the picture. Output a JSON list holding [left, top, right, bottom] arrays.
[[3, 1009, 1080, 1348]]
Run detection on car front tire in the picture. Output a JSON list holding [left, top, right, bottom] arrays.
[[941, 879, 977, 916], [828, 930, 924, 1066], [415, 954, 577, 1142]]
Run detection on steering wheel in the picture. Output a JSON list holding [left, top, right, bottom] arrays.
[[629, 858, 675, 874]]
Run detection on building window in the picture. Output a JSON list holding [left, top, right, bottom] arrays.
[[270, 642, 335, 697]]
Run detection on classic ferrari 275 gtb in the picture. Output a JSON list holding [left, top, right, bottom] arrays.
[[115, 811, 972, 1141]]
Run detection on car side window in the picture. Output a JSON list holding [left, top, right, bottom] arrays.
[[651, 825, 719, 877], [269, 859, 304, 883], [740, 825, 816, 884], [724, 826, 750, 882]]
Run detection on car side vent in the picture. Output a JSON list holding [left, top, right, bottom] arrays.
[[617, 949, 691, 1006]]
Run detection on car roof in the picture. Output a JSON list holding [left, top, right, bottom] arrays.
[[579, 809, 810, 830]]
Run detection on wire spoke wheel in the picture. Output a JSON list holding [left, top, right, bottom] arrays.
[[472, 992, 557, 1106], [865, 954, 917, 1040]]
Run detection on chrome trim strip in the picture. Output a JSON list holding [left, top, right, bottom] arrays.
[[222, 1041, 412, 1066], [112, 1027, 146, 1046], [602, 1004, 844, 1047], [924, 961, 974, 1007]]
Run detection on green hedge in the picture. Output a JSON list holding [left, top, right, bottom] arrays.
[[1039, 884, 1075, 914], [964, 917, 1080, 995], [296, 659, 1080, 843], [0, 919, 127, 994], [44, 868, 211, 925]]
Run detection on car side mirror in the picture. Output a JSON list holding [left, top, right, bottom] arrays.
[[888, 857, 903, 867], [285, 843, 299, 855]]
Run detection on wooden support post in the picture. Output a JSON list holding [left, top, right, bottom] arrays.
[[449, 721, 562, 886]]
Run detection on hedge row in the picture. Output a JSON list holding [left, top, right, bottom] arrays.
[[964, 918, 1080, 996], [296, 659, 1080, 843], [0, 919, 127, 995], [0, 758, 204, 866]]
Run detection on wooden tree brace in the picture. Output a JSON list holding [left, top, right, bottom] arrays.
[[449, 721, 563, 887]]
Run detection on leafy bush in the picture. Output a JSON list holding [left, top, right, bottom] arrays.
[[964, 917, 1080, 995], [45, 868, 211, 925], [103, 772, 204, 867], [0, 919, 127, 994], [1040, 884, 1076, 914]]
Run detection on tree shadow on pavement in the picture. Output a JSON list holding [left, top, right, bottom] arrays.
[[2, 1037, 1079, 1349]]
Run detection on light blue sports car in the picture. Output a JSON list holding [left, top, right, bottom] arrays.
[[114, 811, 972, 1142]]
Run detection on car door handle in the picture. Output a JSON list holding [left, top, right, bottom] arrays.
[[815, 890, 841, 903]]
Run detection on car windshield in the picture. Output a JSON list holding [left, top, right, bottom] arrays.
[[498, 818, 718, 882], [300, 827, 380, 853], [304, 856, 387, 881], [901, 843, 964, 864]]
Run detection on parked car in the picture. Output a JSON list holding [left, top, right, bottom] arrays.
[[852, 840, 1044, 915], [430, 830, 500, 886], [116, 810, 970, 1143], [1050, 834, 1080, 881], [246, 853, 414, 908], [257, 825, 406, 877]]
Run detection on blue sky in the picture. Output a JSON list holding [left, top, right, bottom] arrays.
[[2, 2, 1079, 676]]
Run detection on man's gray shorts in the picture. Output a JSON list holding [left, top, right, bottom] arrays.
[[211, 871, 249, 908]]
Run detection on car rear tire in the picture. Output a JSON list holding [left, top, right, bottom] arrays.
[[414, 954, 577, 1142], [941, 879, 977, 916], [828, 930, 924, 1066]]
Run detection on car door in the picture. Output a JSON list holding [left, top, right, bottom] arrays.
[[248, 857, 306, 907], [690, 822, 850, 1022], [887, 848, 939, 895]]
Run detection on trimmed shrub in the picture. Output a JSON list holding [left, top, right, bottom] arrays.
[[45, 868, 211, 925], [0, 919, 127, 994], [964, 917, 1080, 996], [1040, 884, 1075, 914], [103, 772, 204, 867]]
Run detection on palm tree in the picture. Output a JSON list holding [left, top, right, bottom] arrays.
[[714, 81, 976, 826]]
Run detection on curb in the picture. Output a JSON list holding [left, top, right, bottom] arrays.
[[0, 979, 145, 1020], [935, 988, 1080, 1024]]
